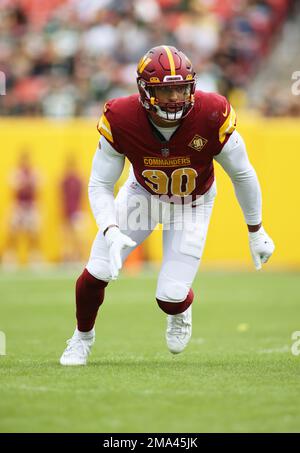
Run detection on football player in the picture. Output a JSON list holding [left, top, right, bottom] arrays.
[[60, 45, 275, 365]]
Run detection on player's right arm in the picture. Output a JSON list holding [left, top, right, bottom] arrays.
[[88, 135, 136, 279], [88, 135, 125, 232]]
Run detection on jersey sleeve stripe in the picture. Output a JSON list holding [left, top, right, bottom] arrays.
[[97, 114, 114, 143], [219, 106, 237, 144], [98, 126, 113, 143]]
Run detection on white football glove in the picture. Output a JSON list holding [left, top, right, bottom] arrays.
[[249, 226, 275, 270], [104, 227, 136, 280]]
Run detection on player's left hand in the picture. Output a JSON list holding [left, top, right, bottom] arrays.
[[249, 226, 275, 270], [105, 226, 136, 279]]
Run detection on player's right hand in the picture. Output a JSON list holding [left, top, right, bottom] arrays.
[[249, 226, 275, 270], [104, 226, 136, 279]]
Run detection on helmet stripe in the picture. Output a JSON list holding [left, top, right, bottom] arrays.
[[163, 46, 176, 76], [139, 57, 152, 73], [138, 57, 152, 74]]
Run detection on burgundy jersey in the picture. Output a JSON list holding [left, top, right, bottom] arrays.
[[97, 91, 236, 201]]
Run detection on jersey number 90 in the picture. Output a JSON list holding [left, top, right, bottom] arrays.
[[142, 168, 197, 197]]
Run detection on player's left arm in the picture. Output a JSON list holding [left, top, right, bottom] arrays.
[[214, 130, 275, 269]]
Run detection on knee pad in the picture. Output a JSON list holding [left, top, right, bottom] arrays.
[[156, 275, 189, 303], [86, 258, 111, 282]]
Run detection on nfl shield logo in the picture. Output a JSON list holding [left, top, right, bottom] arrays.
[[161, 147, 169, 157]]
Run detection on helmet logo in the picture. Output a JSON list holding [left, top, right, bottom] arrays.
[[149, 77, 160, 83]]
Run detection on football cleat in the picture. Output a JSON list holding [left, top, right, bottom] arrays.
[[166, 306, 192, 354], [60, 329, 95, 366]]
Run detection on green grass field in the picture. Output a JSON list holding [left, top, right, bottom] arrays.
[[0, 269, 300, 433]]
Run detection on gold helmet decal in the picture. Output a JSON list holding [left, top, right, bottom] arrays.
[[137, 55, 152, 75]]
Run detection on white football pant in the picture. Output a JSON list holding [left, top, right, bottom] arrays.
[[87, 170, 216, 304]]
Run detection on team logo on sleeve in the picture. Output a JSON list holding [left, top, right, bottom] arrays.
[[188, 135, 208, 152]]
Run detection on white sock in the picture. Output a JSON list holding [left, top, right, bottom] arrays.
[[75, 327, 95, 340]]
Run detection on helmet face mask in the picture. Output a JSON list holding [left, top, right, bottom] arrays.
[[137, 46, 196, 122], [149, 82, 193, 121]]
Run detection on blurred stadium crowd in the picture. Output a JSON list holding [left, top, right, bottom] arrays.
[[0, 0, 297, 118]]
